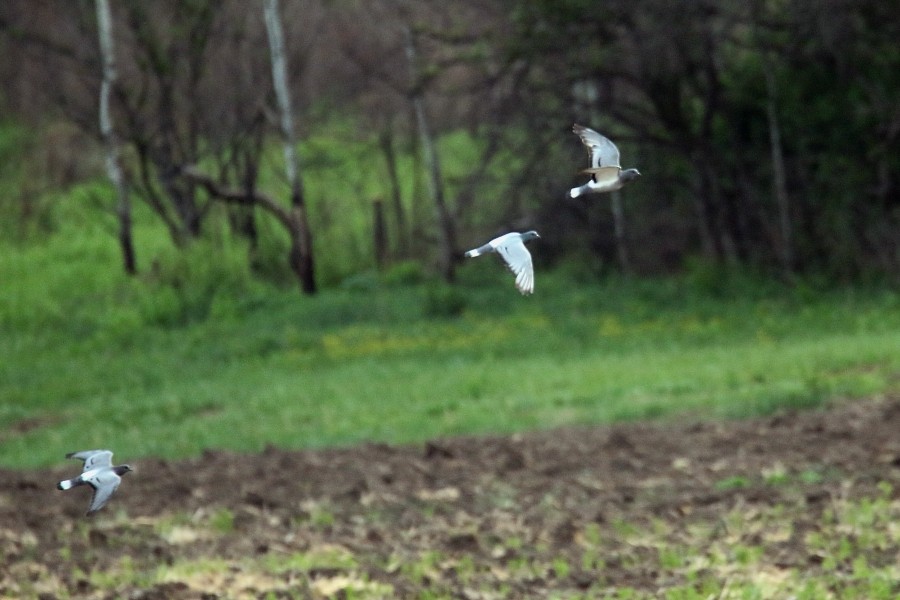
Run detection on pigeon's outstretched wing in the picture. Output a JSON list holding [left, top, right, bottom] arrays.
[[573, 124, 621, 169], [573, 124, 622, 187], [67, 450, 114, 472], [494, 237, 535, 295], [86, 470, 122, 514]]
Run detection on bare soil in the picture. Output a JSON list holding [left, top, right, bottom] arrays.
[[2, 396, 899, 599]]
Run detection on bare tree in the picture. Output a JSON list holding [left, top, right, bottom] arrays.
[[95, 0, 135, 275], [609, 190, 630, 272], [762, 63, 793, 276], [263, 0, 316, 294], [403, 24, 458, 283], [110, 1, 219, 246], [577, 82, 632, 274], [378, 122, 409, 258]]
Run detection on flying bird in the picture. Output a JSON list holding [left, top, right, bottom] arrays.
[[464, 231, 540, 295], [569, 124, 640, 197], [57, 449, 133, 515]]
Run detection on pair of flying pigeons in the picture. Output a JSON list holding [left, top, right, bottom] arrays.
[[464, 124, 640, 295]]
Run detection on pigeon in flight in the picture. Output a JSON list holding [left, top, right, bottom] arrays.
[[569, 124, 640, 197], [57, 449, 133, 515], [464, 231, 540, 295]]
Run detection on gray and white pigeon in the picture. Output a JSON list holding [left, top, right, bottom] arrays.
[[569, 124, 640, 197], [464, 231, 540, 295], [57, 449, 133, 515]]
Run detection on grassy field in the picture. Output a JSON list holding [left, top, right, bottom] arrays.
[[1, 194, 898, 468]]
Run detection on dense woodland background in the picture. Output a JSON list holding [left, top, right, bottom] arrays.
[[0, 0, 897, 291]]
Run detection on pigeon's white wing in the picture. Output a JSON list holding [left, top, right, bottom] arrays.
[[68, 450, 114, 472], [495, 238, 535, 295], [87, 471, 121, 514], [573, 124, 621, 169]]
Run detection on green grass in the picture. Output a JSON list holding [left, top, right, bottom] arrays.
[[1, 200, 898, 469]]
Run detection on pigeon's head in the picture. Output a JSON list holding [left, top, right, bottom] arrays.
[[621, 168, 641, 182], [521, 230, 540, 243]]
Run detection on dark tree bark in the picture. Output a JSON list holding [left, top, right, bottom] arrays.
[[610, 190, 630, 273], [403, 24, 457, 283], [373, 198, 388, 270], [763, 62, 794, 275], [378, 123, 409, 258], [181, 165, 311, 286], [120, 2, 213, 244]]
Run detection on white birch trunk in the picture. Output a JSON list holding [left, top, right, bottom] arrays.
[[263, 0, 316, 293], [95, 0, 135, 274], [263, 0, 300, 198]]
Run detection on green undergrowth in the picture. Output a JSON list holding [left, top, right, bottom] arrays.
[[1, 207, 898, 468]]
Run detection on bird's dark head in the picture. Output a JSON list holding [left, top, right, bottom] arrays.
[[522, 230, 540, 242], [621, 168, 641, 182], [116, 465, 134, 476]]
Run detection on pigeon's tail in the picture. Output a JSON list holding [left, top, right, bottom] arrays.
[[57, 478, 77, 490], [569, 184, 587, 198], [464, 243, 493, 258]]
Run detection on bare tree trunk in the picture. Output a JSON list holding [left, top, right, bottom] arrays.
[[95, 0, 136, 275], [585, 93, 630, 274], [763, 63, 793, 276], [609, 190, 631, 273], [263, 0, 316, 294], [694, 155, 726, 262], [403, 25, 457, 283], [407, 106, 427, 257], [231, 145, 260, 255], [379, 123, 408, 258], [373, 198, 388, 270]]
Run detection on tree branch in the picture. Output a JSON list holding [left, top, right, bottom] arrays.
[[179, 165, 292, 229]]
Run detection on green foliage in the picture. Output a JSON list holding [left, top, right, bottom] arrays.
[[340, 270, 381, 292], [138, 239, 260, 327], [550, 555, 571, 579], [714, 476, 750, 491], [422, 281, 468, 318], [0, 122, 34, 238], [680, 257, 781, 300], [381, 260, 426, 286], [208, 508, 235, 534]]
